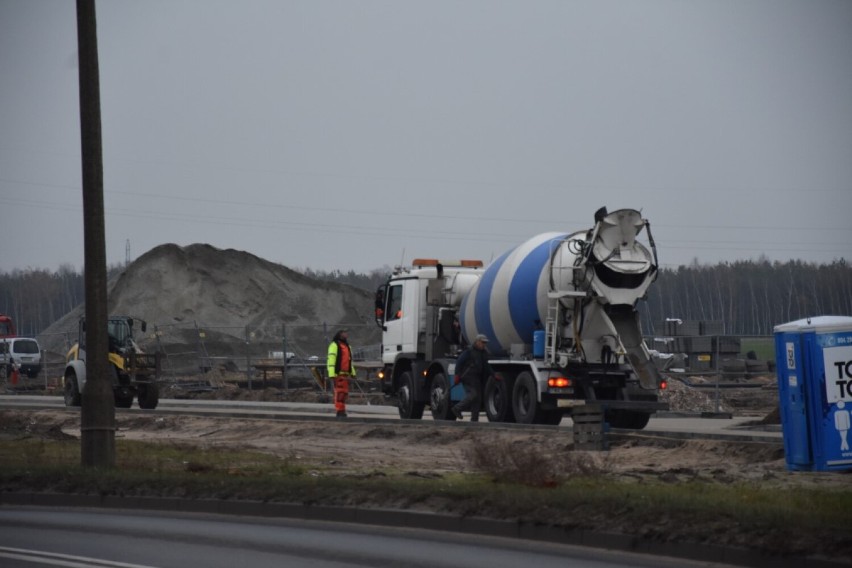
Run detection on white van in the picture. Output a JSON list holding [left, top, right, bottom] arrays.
[[0, 337, 42, 378]]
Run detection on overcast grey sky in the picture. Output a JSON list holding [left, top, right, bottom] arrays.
[[1, 0, 850, 274]]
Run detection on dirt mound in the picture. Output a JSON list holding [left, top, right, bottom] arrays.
[[37, 244, 381, 357], [661, 378, 733, 413], [111, 244, 370, 332], [660, 376, 779, 416]]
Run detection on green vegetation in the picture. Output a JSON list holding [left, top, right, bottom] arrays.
[[740, 337, 776, 361]]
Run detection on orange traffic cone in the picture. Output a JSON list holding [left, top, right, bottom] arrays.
[[10, 367, 20, 385]]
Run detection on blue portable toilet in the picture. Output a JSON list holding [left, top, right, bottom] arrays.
[[774, 316, 852, 472]]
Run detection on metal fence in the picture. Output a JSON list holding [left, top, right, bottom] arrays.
[[11, 320, 381, 390], [647, 334, 776, 379], [0, 347, 69, 391], [8, 321, 777, 397], [138, 321, 382, 380]]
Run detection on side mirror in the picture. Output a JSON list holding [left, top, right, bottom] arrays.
[[374, 284, 388, 328]]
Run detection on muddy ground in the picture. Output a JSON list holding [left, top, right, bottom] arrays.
[[1, 402, 847, 491], [4, 370, 846, 491], [0, 372, 799, 490], [153, 368, 782, 416]]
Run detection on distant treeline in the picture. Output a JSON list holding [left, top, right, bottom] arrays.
[[296, 266, 391, 294], [2, 259, 849, 338], [0, 263, 126, 337], [642, 258, 852, 335]]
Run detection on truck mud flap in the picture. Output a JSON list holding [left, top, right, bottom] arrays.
[[603, 305, 662, 390]]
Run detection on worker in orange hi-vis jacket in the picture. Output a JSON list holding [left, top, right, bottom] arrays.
[[9, 357, 20, 386], [327, 329, 356, 418]]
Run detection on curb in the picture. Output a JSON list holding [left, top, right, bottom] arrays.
[[0, 492, 844, 568]]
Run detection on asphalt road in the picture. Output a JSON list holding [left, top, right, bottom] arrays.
[[0, 508, 736, 568]]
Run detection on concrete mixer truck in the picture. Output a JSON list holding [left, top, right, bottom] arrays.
[[373, 207, 667, 429]]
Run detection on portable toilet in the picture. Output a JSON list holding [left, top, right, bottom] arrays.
[[774, 316, 852, 472]]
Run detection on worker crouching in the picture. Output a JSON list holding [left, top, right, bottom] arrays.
[[327, 329, 356, 418]]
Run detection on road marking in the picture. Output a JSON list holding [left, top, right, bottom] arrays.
[[0, 546, 160, 568]]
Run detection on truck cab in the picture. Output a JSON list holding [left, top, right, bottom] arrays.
[[375, 259, 482, 419], [0, 314, 16, 339]]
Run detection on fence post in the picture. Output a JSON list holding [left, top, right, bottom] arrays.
[[153, 324, 175, 382], [245, 325, 252, 390], [195, 321, 211, 373], [282, 324, 288, 391], [714, 334, 721, 413]]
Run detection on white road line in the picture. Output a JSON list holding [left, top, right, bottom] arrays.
[[0, 546, 160, 568]]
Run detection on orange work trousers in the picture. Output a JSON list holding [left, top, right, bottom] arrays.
[[333, 376, 350, 412]]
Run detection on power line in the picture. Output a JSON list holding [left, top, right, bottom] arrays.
[[2, 195, 851, 256], [2, 175, 851, 234], [2, 143, 850, 195]]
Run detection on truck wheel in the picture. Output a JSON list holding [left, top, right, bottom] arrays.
[[605, 409, 627, 428], [138, 383, 160, 410], [511, 372, 543, 424], [541, 409, 564, 425], [115, 389, 134, 408], [429, 372, 455, 420], [396, 371, 425, 420], [606, 409, 650, 430], [484, 375, 515, 423], [64, 374, 81, 407], [626, 411, 650, 430]]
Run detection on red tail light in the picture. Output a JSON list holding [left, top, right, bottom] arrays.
[[660, 380, 668, 390], [548, 377, 572, 388]]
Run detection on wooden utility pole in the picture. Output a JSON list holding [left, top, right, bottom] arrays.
[[77, 0, 115, 467]]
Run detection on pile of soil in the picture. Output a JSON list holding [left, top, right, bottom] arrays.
[[37, 243, 382, 358], [661, 377, 733, 413], [662, 374, 779, 417]]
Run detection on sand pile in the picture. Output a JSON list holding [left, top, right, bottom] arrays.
[[38, 243, 381, 357]]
